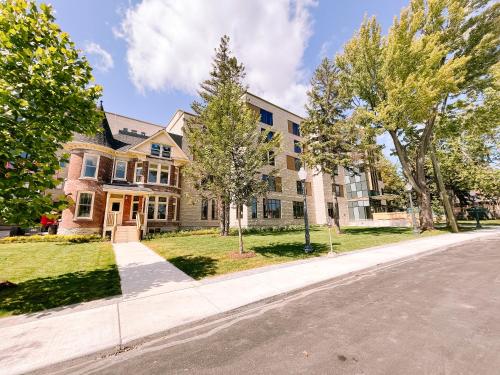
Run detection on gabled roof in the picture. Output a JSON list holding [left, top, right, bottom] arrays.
[[127, 128, 188, 161], [71, 111, 183, 153]]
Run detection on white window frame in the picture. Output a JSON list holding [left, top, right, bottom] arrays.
[[74, 191, 95, 220], [171, 197, 178, 222], [147, 163, 170, 185], [80, 154, 100, 180], [130, 196, 140, 219], [156, 196, 168, 220], [134, 162, 143, 183], [114, 160, 128, 181], [146, 195, 169, 221]]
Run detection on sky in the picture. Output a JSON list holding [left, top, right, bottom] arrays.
[[44, 0, 409, 158]]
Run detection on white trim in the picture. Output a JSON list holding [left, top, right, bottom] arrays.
[[114, 159, 128, 180], [80, 153, 100, 180], [74, 191, 95, 220]]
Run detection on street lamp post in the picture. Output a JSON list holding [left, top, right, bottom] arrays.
[[469, 190, 481, 229], [405, 183, 419, 234], [298, 167, 313, 253]]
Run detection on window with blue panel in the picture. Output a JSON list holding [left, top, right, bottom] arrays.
[[292, 122, 300, 136], [260, 108, 273, 125], [294, 140, 302, 153]]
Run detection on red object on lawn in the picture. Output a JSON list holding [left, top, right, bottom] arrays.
[[41, 215, 56, 226]]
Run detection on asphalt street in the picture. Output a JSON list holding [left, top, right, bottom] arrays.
[[42, 236, 500, 375]]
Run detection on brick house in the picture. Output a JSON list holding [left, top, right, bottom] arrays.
[[57, 93, 386, 241]]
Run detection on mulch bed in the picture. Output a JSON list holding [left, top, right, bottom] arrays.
[[228, 251, 256, 259]]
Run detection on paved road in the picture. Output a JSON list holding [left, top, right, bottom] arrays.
[[42, 236, 500, 375]]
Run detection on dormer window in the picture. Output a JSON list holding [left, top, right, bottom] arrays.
[[151, 143, 171, 159]]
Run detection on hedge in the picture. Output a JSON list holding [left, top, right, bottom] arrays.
[[0, 234, 103, 244]]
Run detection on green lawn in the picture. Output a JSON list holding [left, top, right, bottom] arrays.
[[0, 241, 121, 317], [146, 226, 448, 280]]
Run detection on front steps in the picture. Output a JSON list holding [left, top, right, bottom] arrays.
[[114, 225, 140, 243]]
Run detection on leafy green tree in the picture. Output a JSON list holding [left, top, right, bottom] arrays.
[[185, 35, 278, 242], [0, 0, 102, 226], [222, 82, 278, 253], [185, 35, 245, 236], [336, 0, 499, 231], [301, 58, 364, 233]]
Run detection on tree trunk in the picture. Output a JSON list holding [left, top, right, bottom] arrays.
[[219, 200, 226, 236], [417, 189, 434, 231], [224, 202, 230, 235], [430, 146, 459, 233], [237, 205, 244, 254], [330, 174, 341, 234], [389, 130, 435, 231]]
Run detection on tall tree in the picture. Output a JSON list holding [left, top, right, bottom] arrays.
[[185, 35, 246, 236], [184, 35, 278, 244], [301, 58, 364, 234], [336, 0, 499, 231], [0, 0, 102, 226], [222, 82, 279, 253]]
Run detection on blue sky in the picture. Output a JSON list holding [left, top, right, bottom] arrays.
[[45, 0, 407, 127]]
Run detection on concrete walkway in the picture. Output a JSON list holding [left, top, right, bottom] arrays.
[[113, 242, 197, 299], [1, 228, 499, 375]]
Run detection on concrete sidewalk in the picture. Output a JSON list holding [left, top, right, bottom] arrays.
[[1, 228, 499, 375], [113, 242, 198, 299]]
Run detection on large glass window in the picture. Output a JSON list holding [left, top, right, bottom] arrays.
[[347, 200, 371, 221], [344, 168, 368, 199], [81, 154, 99, 179], [201, 199, 208, 220], [135, 162, 143, 183], [260, 108, 273, 125], [131, 196, 140, 219], [148, 163, 158, 183], [262, 175, 281, 192], [263, 199, 281, 219], [292, 122, 300, 136], [294, 140, 302, 154], [211, 199, 218, 220], [296, 181, 304, 195], [160, 167, 169, 184], [147, 197, 155, 219], [293, 201, 304, 219], [150, 143, 161, 157], [157, 197, 167, 220], [76, 192, 94, 218], [251, 198, 258, 219], [114, 160, 127, 180], [162, 145, 171, 158]]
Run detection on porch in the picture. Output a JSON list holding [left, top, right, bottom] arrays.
[[102, 185, 180, 243]]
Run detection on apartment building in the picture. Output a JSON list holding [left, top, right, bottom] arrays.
[[56, 93, 385, 239]]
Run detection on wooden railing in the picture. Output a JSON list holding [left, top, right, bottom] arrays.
[[135, 213, 144, 240], [106, 212, 118, 243]]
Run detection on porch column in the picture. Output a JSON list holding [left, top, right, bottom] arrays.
[[143, 194, 149, 237], [102, 192, 111, 238]]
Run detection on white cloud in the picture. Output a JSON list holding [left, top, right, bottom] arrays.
[[116, 0, 317, 115], [84, 42, 114, 72]]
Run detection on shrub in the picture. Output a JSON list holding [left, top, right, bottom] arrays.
[[0, 234, 102, 244]]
